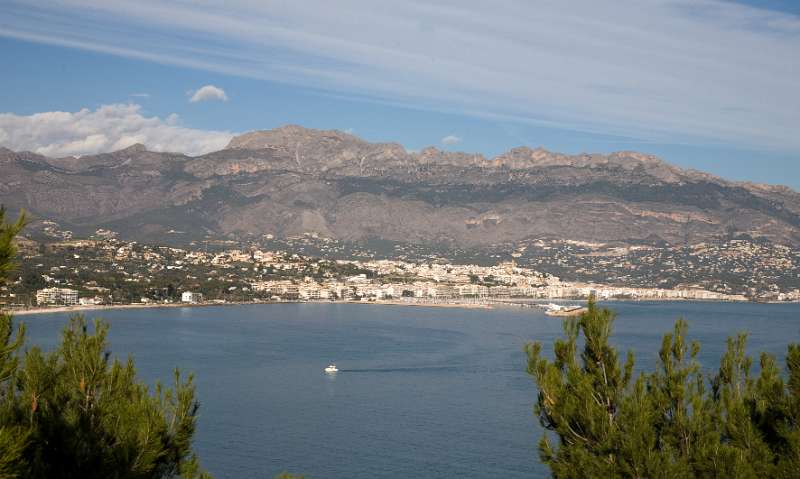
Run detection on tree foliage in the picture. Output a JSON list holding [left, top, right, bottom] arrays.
[[526, 298, 800, 478], [10, 316, 209, 479], [0, 207, 25, 285], [0, 207, 28, 477], [0, 209, 210, 478]]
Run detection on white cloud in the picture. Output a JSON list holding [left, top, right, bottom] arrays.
[[0, 104, 234, 157], [189, 85, 228, 103], [130, 92, 150, 98], [0, 1, 799, 151], [441, 135, 461, 146]]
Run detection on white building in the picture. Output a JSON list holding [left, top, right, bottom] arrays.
[[36, 287, 79, 306], [79, 296, 105, 306], [181, 291, 203, 303]]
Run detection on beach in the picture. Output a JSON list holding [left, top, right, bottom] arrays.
[[5, 298, 496, 316]]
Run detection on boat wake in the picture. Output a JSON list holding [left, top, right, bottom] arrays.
[[338, 365, 460, 373]]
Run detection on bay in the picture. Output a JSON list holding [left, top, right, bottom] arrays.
[[18, 301, 800, 478]]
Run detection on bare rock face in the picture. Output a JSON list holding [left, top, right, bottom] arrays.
[[2, 125, 799, 247], [492, 147, 686, 183], [227, 125, 357, 150], [224, 125, 412, 176], [413, 147, 488, 168]]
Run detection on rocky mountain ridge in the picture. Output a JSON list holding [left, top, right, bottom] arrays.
[[1, 125, 799, 247], [224, 126, 696, 180]]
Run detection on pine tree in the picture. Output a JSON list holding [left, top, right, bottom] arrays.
[[0, 208, 210, 478], [527, 298, 800, 478], [16, 316, 209, 478], [0, 207, 28, 478], [0, 207, 25, 283]]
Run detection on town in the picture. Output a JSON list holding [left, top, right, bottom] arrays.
[[5, 225, 797, 312]]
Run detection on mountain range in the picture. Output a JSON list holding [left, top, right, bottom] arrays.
[[2, 125, 799, 247]]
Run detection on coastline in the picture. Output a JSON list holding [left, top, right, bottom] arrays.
[[5, 296, 797, 317], [5, 299, 495, 316]]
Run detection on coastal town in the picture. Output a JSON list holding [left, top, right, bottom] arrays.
[[5, 225, 798, 313]]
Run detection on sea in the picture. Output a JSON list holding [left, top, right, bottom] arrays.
[[18, 301, 800, 478]]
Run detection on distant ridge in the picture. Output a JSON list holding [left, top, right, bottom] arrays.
[[1, 125, 798, 247]]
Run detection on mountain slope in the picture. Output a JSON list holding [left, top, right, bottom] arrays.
[[1, 127, 798, 247]]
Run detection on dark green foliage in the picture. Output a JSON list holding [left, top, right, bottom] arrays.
[[0, 314, 210, 479], [0, 209, 210, 478], [0, 207, 29, 477], [0, 207, 26, 284], [14, 316, 208, 479], [526, 298, 800, 478], [0, 313, 27, 479]]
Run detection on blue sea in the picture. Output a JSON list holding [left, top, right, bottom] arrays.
[[18, 302, 800, 478]]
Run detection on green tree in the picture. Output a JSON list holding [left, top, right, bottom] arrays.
[[16, 316, 208, 479], [0, 206, 28, 478], [0, 314, 27, 478], [0, 206, 28, 477], [0, 207, 25, 282], [526, 298, 800, 478], [0, 208, 210, 478]]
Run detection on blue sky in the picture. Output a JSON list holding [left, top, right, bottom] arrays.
[[0, 0, 798, 188]]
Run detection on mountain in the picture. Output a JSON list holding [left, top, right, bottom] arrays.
[[1, 126, 799, 247]]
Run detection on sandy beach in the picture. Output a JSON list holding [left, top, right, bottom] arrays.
[[9, 296, 783, 317], [5, 299, 497, 316]]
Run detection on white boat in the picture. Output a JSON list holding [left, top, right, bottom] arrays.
[[545, 303, 563, 312], [324, 363, 339, 373], [544, 303, 586, 317]]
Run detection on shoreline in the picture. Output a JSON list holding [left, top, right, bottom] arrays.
[[4, 296, 797, 317], [5, 299, 494, 316]]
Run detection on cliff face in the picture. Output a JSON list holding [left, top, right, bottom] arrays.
[[1, 126, 799, 247]]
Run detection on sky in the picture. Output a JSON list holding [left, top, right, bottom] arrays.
[[0, 0, 798, 188]]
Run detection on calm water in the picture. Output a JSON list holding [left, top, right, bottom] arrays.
[[18, 302, 800, 478]]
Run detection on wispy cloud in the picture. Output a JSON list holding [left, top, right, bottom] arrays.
[[188, 85, 228, 103], [441, 135, 461, 146], [0, 1, 798, 151], [130, 92, 150, 98], [0, 104, 234, 157]]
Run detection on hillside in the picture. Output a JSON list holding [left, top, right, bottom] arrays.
[[1, 126, 799, 247]]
